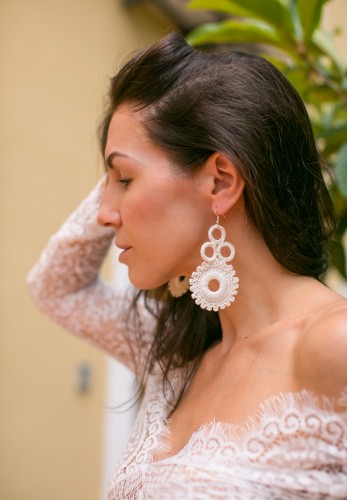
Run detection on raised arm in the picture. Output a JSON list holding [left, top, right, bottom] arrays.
[[27, 177, 154, 377]]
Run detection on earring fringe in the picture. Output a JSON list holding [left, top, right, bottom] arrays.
[[168, 276, 190, 298]]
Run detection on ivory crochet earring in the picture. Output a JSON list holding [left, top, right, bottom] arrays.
[[189, 214, 239, 311], [168, 276, 190, 298]]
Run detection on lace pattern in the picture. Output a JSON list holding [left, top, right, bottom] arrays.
[[109, 372, 346, 499], [27, 178, 154, 377]]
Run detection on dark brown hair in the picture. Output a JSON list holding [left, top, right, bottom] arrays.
[[100, 33, 335, 404]]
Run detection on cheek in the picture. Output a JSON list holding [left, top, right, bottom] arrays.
[[121, 176, 207, 254], [121, 188, 164, 237]]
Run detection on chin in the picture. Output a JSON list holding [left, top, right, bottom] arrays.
[[128, 269, 168, 291]]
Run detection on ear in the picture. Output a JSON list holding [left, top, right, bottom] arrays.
[[204, 152, 245, 215]]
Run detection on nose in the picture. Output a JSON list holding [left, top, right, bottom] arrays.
[[97, 188, 122, 228]]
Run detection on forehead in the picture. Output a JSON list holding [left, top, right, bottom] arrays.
[[106, 105, 147, 150], [105, 105, 173, 169]]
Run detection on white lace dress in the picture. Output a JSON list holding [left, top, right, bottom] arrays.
[[27, 180, 347, 499]]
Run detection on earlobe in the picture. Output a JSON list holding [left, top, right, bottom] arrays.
[[205, 152, 245, 215]]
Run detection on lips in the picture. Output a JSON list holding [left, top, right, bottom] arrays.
[[115, 242, 132, 263], [115, 242, 131, 251]]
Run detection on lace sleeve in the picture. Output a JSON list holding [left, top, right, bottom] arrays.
[[27, 177, 155, 377]]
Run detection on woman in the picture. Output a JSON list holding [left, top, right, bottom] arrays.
[[28, 33, 346, 498]]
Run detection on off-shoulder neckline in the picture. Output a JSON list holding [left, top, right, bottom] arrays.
[[150, 386, 347, 465]]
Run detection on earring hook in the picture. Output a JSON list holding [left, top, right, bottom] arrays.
[[214, 207, 220, 225]]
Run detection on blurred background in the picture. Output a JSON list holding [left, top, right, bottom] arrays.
[[1, 1, 346, 499]]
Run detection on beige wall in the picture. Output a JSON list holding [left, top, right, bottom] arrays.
[[323, 0, 347, 60], [0, 1, 170, 499]]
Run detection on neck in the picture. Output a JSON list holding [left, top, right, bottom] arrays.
[[217, 221, 318, 351]]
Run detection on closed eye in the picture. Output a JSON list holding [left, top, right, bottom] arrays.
[[118, 178, 132, 187]]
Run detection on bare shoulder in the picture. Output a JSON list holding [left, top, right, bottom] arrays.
[[294, 293, 346, 399]]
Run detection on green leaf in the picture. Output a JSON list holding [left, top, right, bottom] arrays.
[[305, 85, 343, 105], [334, 143, 347, 197], [312, 29, 345, 75], [283, 65, 310, 87], [187, 0, 295, 37], [187, 0, 244, 15], [329, 239, 347, 279], [320, 124, 347, 157], [288, 0, 304, 40], [284, 72, 330, 107], [187, 19, 289, 50], [262, 55, 289, 72], [296, 0, 326, 44], [318, 123, 347, 141]]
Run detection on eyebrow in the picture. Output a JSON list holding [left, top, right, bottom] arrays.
[[105, 151, 133, 169]]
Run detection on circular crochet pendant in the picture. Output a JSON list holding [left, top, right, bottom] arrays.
[[189, 218, 239, 311], [168, 276, 190, 298]]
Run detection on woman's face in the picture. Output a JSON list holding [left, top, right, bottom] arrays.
[[98, 105, 210, 290]]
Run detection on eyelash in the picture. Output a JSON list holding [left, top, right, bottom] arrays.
[[118, 178, 132, 187]]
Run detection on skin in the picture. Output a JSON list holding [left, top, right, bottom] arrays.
[[98, 105, 210, 288], [98, 104, 347, 460]]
